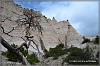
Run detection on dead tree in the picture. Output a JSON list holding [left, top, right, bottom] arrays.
[[0, 8, 43, 65], [39, 36, 46, 51], [0, 36, 27, 65], [16, 9, 43, 55]]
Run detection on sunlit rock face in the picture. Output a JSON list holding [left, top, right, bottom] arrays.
[[0, 0, 83, 53]]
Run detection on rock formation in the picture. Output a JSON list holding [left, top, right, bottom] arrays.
[[0, 0, 83, 54]]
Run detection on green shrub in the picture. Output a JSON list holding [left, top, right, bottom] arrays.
[[82, 36, 90, 44], [43, 43, 66, 59], [2, 44, 19, 62], [43, 49, 50, 58], [26, 53, 40, 65], [64, 46, 95, 64], [1, 44, 39, 65], [94, 35, 99, 44], [20, 47, 28, 57]]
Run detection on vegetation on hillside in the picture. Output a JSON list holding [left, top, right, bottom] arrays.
[[63, 45, 98, 64], [94, 35, 99, 44], [26, 53, 40, 65], [43, 42, 98, 64], [2, 44, 20, 62], [82, 35, 99, 44], [43, 43, 67, 59], [0, 8, 43, 65], [0, 2, 99, 65], [2, 44, 40, 65], [81, 36, 90, 44]]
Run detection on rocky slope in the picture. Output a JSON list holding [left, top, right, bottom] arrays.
[[0, 0, 83, 53]]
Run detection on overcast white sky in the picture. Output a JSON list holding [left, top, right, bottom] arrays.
[[14, 0, 99, 36]]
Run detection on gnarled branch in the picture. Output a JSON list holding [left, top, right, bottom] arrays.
[[0, 36, 26, 65]]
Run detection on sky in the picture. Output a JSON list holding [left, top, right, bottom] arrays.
[[14, 0, 99, 36]]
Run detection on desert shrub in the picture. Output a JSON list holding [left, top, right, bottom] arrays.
[[26, 53, 40, 65], [64, 46, 95, 64], [94, 35, 99, 44], [82, 36, 90, 44], [43, 43, 66, 59]]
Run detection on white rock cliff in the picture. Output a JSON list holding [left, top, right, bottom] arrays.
[[0, 0, 83, 53]]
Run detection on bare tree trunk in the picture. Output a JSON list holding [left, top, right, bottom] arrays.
[[65, 35, 68, 49], [39, 36, 45, 51], [0, 36, 27, 65]]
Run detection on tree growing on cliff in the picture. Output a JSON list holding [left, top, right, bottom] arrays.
[[0, 8, 43, 65]]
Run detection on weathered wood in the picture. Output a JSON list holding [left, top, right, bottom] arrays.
[[39, 36, 45, 50], [0, 36, 26, 65]]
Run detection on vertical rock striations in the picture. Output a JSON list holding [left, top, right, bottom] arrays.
[[0, 0, 83, 53]]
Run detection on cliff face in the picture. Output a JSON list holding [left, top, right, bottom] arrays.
[[0, 0, 83, 52]]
